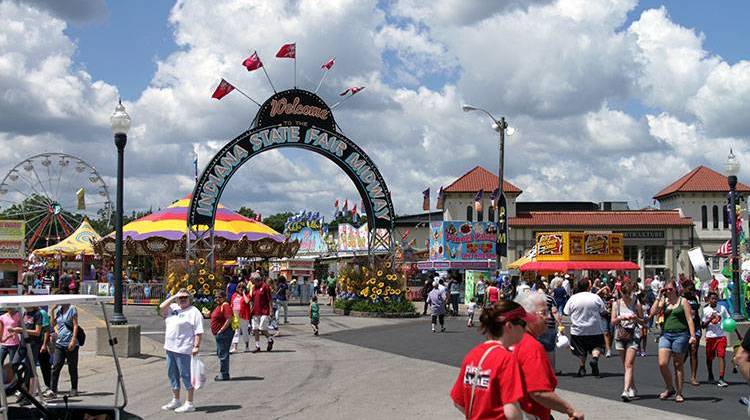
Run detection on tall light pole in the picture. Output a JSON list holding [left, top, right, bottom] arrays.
[[462, 104, 515, 271], [110, 100, 130, 325], [726, 149, 744, 321]]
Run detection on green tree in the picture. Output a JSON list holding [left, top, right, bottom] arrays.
[[262, 212, 293, 233], [236, 206, 257, 220]]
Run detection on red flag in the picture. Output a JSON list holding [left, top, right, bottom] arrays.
[[334, 199, 339, 209], [474, 189, 484, 214], [211, 79, 235, 100], [275, 43, 296, 59], [339, 86, 365, 96], [242, 51, 263, 71], [321, 57, 335, 70], [422, 188, 430, 211], [343, 199, 349, 211], [351, 203, 357, 215]]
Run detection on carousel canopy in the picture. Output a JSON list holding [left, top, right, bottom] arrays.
[[32, 218, 101, 257], [115, 197, 284, 242], [93, 197, 299, 259]]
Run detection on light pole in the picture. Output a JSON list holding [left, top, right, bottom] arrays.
[[110, 100, 130, 325], [462, 104, 515, 271], [726, 149, 744, 321]]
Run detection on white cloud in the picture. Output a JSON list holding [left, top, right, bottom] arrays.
[[2, 0, 750, 225]]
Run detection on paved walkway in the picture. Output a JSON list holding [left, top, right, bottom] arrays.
[[42, 303, 713, 419]]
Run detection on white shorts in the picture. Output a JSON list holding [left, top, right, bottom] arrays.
[[252, 315, 270, 331]]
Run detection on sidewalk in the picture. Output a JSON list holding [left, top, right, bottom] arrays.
[[57, 304, 708, 419]]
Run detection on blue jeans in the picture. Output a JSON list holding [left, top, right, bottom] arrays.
[[659, 331, 690, 354], [166, 350, 192, 390], [215, 329, 233, 378], [0, 345, 18, 367]]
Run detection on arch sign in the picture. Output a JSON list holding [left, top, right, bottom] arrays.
[[188, 89, 395, 248]]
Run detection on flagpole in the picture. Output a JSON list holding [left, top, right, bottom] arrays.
[[331, 93, 354, 109], [261, 66, 277, 93], [314, 70, 329, 94], [225, 80, 262, 106]]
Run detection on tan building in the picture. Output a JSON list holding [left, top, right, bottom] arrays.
[[407, 165, 749, 279]]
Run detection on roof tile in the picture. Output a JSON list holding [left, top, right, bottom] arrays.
[[443, 166, 522, 194], [509, 210, 693, 227], [654, 166, 750, 199]]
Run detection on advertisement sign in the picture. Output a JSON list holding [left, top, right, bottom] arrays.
[[464, 270, 492, 304], [537, 231, 625, 261], [337, 223, 368, 252], [289, 227, 327, 254], [0, 220, 25, 259], [429, 222, 497, 262], [497, 193, 508, 257]]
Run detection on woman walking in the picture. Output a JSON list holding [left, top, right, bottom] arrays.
[[427, 281, 447, 333], [611, 278, 644, 401], [46, 298, 80, 398], [650, 279, 697, 403], [211, 290, 233, 381], [0, 307, 21, 366], [450, 301, 528, 419], [230, 282, 251, 353], [159, 289, 204, 413]]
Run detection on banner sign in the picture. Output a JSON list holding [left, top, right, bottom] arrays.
[[497, 193, 508, 257], [337, 223, 368, 252], [430, 222, 497, 262], [536, 231, 625, 261], [189, 89, 395, 232], [0, 220, 24, 259], [289, 227, 327, 254], [687, 247, 711, 283]]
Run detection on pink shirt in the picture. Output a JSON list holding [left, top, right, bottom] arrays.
[[0, 312, 21, 347]]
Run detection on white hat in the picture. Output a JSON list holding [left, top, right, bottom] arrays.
[[564, 274, 570, 279], [432, 280, 439, 287]]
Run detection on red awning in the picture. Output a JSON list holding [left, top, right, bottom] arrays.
[[519, 260, 639, 272]]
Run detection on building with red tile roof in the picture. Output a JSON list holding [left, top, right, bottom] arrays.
[[654, 165, 750, 200]]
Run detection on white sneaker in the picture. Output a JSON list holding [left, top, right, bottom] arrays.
[[174, 402, 195, 413], [627, 387, 637, 398], [161, 399, 181, 410]]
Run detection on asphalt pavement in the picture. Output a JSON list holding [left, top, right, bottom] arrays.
[[325, 314, 749, 420]]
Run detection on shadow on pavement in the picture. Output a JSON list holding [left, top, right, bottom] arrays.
[[229, 376, 264, 381], [196, 404, 242, 413]]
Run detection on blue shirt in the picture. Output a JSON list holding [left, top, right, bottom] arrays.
[[275, 282, 288, 301], [55, 305, 78, 348]]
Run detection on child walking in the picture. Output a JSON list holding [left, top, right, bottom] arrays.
[[466, 298, 476, 327], [310, 296, 320, 336], [702, 291, 730, 386]]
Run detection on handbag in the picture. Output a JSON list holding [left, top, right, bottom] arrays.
[[615, 300, 635, 342], [231, 313, 240, 331]]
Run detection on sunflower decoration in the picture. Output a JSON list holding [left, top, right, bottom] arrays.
[[361, 287, 370, 297], [378, 282, 384, 288]]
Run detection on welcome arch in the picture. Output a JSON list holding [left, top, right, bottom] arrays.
[[187, 89, 396, 267]]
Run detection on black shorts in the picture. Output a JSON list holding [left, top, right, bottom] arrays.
[[311, 318, 319, 326], [570, 334, 605, 357], [327, 287, 336, 297]]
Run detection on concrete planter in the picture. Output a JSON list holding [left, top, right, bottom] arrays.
[[333, 308, 420, 318]]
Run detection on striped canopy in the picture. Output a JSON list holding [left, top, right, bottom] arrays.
[[33, 218, 101, 257], [118, 197, 284, 242]]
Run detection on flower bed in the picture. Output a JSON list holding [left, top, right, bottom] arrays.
[[332, 262, 417, 317]]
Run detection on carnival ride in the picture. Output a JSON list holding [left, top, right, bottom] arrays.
[[0, 153, 112, 251]]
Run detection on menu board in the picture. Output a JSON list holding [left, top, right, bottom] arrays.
[[430, 221, 497, 262], [536, 231, 625, 261]]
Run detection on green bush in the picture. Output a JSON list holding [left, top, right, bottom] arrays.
[[334, 299, 355, 311], [349, 297, 416, 314]]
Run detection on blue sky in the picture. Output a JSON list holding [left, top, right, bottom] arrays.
[[66, 1, 750, 102]]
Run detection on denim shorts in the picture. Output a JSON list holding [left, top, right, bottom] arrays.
[[166, 350, 192, 390], [659, 331, 690, 354]]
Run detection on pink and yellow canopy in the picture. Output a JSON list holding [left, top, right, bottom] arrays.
[[120, 197, 284, 242]]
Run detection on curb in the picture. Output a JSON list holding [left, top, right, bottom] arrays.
[[333, 308, 421, 318]]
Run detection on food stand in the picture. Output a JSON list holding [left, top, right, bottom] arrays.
[[31, 218, 101, 291], [518, 231, 639, 274], [0, 220, 25, 295]]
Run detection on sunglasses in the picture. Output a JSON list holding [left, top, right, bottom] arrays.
[[663, 288, 675, 292], [178, 296, 189, 300]]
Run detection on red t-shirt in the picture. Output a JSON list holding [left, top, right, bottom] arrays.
[[450, 341, 525, 420], [210, 302, 233, 335], [513, 333, 557, 419], [251, 282, 272, 316], [487, 286, 500, 303]]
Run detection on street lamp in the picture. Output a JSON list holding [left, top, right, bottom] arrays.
[[110, 100, 130, 325], [726, 149, 744, 321], [462, 104, 514, 271]]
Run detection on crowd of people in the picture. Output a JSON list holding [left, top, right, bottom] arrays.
[[450, 269, 750, 419]]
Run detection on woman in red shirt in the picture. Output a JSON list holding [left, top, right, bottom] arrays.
[[210, 291, 234, 381], [450, 301, 528, 420], [486, 282, 500, 306], [229, 282, 251, 353]]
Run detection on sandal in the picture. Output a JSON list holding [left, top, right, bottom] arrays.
[[675, 394, 685, 403], [690, 379, 700, 386], [658, 389, 676, 400]]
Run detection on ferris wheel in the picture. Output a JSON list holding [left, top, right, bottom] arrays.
[[0, 153, 113, 251]]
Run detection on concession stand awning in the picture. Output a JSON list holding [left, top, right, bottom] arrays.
[[519, 260, 639, 272]]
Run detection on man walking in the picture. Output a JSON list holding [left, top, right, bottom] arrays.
[[274, 276, 289, 324], [564, 277, 606, 377], [250, 273, 275, 353]]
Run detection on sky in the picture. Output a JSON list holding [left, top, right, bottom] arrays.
[[2, 0, 750, 222]]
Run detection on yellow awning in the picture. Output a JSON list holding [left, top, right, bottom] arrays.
[[33, 219, 101, 257]]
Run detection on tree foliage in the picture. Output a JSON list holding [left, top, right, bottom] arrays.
[[262, 212, 293, 233]]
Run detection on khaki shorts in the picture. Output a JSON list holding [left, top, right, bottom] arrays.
[[251, 315, 270, 331]]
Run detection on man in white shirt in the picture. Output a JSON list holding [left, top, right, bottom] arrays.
[[563, 277, 606, 378], [550, 273, 563, 290], [702, 291, 731, 387], [650, 275, 662, 296], [562, 274, 572, 297]]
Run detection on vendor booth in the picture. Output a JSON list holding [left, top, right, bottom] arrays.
[[518, 231, 639, 273], [0, 220, 25, 295]]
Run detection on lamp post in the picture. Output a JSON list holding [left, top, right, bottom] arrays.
[[726, 149, 743, 321], [462, 104, 515, 271], [110, 100, 130, 325]]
